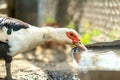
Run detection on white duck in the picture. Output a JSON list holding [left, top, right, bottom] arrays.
[[0, 17, 87, 80], [71, 47, 120, 72]]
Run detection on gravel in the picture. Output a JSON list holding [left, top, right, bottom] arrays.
[[12, 70, 80, 80]]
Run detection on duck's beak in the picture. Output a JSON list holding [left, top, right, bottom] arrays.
[[75, 42, 87, 51]]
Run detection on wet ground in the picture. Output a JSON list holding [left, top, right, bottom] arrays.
[[0, 45, 80, 80]]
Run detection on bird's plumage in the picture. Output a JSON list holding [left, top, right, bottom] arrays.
[[0, 17, 79, 56], [0, 17, 29, 31], [0, 41, 11, 62], [0, 17, 29, 42], [71, 47, 120, 72], [7, 26, 79, 56]]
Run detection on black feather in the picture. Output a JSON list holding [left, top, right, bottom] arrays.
[[0, 41, 12, 63], [0, 17, 29, 34]]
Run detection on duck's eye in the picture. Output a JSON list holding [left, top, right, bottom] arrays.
[[70, 33, 74, 36]]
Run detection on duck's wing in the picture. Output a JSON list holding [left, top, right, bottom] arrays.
[[0, 17, 29, 31], [0, 17, 29, 42]]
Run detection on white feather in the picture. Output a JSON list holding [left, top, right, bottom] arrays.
[[0, 27, 8, 42], [0, 25, 78, 56]]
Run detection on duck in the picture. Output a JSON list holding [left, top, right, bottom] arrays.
[[0, 17, 87, 80]]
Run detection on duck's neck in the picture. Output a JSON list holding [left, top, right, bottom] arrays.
[[27, 26, 71, 46], [32, 27, 69, 44], [27, 26, 53, 44]]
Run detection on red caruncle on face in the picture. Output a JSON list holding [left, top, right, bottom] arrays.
[[66, 32, 80, 44]]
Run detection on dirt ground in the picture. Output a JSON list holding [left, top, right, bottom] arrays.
[[0, 45, 80, 80]]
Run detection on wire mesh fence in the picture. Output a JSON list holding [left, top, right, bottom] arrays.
[[0, 0, 120, 42], [68, 0, 120, 42]]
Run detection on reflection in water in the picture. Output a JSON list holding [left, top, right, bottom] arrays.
[[71, 48, 120, 73], [71, 46, 120, 80]]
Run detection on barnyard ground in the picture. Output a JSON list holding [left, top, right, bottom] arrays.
[[0, 45, 80, 80]]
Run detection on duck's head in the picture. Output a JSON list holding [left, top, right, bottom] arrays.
[[48, 27, 87, 51]]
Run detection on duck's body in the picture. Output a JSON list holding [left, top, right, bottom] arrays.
[[7, 26, 51, 56], [71, 47, 120, 72]]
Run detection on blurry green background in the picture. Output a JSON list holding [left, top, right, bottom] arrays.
[[0, 0, 120, 45]]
